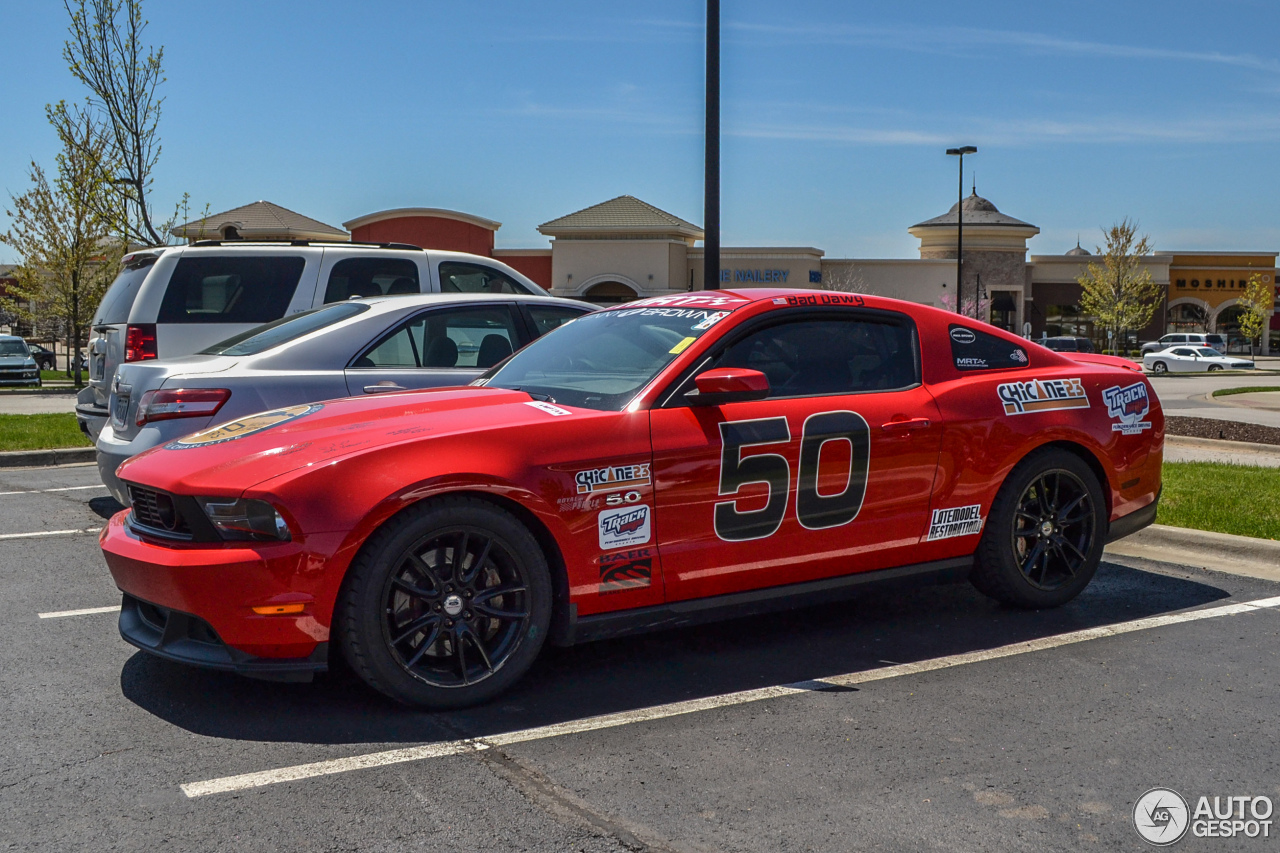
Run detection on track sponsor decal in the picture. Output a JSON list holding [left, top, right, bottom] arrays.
[[1102, 381, 1153, 435], [950, 327, 976, 344], [778, 293, 865, 307], [950, 324, 1029, 371], [598, 505, 651, 549], [669, 336, 696, 354], [597, 548, 652, 594], [524, 401, 572, 417], [927, 505, 984, 541], [166, 404, 322, 449], [996, 377, 1089, 415], [575, 463, 651, 494], [692, 311, 729, 331], [625, 294, 747, 309]]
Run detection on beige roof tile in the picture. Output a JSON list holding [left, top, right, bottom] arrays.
[[539, 195, 703, 238], [173, 200, 348, 241]]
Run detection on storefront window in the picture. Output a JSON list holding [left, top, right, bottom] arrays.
[[1167, 303, 1209, 334], [1044, 304, 1094, 340]]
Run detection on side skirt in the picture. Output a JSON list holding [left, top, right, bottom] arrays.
[[558, 556, 973, 646]]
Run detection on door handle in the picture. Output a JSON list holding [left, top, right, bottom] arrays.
[[880, 418, 931, 432], [364, 383, 407, 394]]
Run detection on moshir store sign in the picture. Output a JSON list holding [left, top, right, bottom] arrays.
[[719, 269, 791, 284]]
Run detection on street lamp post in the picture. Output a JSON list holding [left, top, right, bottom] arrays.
[[945, 146, 976, 317], [704, 0, 720, 291]]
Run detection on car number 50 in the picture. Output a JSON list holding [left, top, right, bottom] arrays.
[[714, 411, 870, 542]]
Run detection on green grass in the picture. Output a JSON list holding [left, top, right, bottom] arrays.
[[1157, 461, 1280, 540], [1212, 385, 1280, 397], [0, 413, 91, 452]]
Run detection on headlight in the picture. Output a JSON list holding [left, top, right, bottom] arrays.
[[195, 497, 291, 542]]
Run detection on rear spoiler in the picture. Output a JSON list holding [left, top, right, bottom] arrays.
[[1064, 352, 1142, 373]]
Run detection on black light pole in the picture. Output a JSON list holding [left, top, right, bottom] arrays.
[[704, 0, 720, 290], [945, 146, 976, 316]]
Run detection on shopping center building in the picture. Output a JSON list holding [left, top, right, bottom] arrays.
[[176, 195, 1279, 354]]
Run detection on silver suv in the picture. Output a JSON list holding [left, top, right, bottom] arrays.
[[1140, 332, 1226, 355], [76, 240, 547, 439]]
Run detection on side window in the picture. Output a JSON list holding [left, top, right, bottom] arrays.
[[353, 306, 522, 370], [1168, 335, 1185, 344], [438, 262, 530, 295], [323, 258, 420, 304], [527, 304, 590, 338], [948, 324, 1029, 371], [158, 256, 305, 324], [1172, 348, 1195, 357], [713, 315, 918, 397]]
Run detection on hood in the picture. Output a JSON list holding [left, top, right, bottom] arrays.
[[1064, 352, 1142, 373], [114, 386, 556, 495], [0, 355, 35, 366]]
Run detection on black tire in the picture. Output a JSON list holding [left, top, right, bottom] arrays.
[[1208, 364, 1223, 372], [337, 497, 552, 708], [970, 448, 1106, 608], [1150, 361, 1167, 374]]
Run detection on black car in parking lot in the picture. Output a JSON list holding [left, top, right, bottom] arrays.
[[1040, 335, 1095, 353]]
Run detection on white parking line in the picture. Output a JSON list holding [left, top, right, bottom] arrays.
[[0, 527, 101, 541], [180, 594, 1280, 798], [0, 485, 108, 496], [38, 604, 121, 619]]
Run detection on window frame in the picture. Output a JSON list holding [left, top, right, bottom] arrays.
[[437, 261, 534, 296]]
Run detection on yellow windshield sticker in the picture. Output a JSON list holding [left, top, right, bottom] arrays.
[[669, 336, 696, 355], [168, 404, 322, 449]]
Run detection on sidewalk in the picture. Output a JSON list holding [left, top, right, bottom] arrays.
[[1164, 435, 1280, 467], [1106, 523, 1280, 582]]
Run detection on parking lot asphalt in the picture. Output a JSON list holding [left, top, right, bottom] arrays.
[[3, 463, 1280, 851]]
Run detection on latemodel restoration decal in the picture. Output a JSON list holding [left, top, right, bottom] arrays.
[[597, 549, 652, 594], [167, 404, 323, 449], [1102, 381, 1153, 435], [598, 505, 652, 549], [575, 463, 651, 494], [927, 505, 984, 541], [996, 378, 1089, 415]]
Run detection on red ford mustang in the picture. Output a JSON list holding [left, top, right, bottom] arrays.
[[100, 289, 1163, 707]]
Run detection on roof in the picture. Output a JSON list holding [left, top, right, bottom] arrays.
[[172, 201, 348, 241], [343, 208, 501, 232], [911, 191, 1037, 229], [538, 196, 704, 239], [1065, 242, 1091, 256]]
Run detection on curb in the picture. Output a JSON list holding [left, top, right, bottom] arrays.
[[0, 447, 95, 468], [1165, 435, 1280, 455], [1106, 523, 1280, 583]]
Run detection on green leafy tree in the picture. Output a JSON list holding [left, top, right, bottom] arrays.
[[1236, 272, 1273, 356], [1, 107, 124, 387], [1076, 220, 1163, 354]]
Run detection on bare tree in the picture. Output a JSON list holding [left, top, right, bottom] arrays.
[[62, 0, 169, 246], [820, 263, 870, 294], [1077, 220, 1163, 354]]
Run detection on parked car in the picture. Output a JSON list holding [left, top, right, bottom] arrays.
[[77, 241, 550, 441], [1140, 333, 1226, 355], [0, 336, 41, 387], [1040, 336, 1094, 353], [101, 289, 1163, 708], [94, 293, 592, 503], [26, 343, 56, 371], [1142, 346, 1254, 373]]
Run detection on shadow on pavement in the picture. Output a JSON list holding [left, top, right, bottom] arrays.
[[120, 561, 1234, 746], [89, 496, 125, 520]]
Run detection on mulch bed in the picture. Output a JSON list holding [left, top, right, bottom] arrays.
[[1165, 416, 1280, 447]]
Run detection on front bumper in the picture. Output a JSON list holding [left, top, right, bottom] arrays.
[[100, 511, 342, 675]]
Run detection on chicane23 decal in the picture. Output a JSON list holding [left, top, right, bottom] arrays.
[[598, 549, 652, 594], [1102, 381, 1153, 435], [996, 378, 1089, 415], [166, 404, 322, 449], [598, 504, 651, 549], [575, 463, 651, 495], [927, 505, 984, 541], [714, 411, 870, 542]]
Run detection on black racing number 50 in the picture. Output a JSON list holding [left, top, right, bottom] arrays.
[[714, 412, 870, 542]]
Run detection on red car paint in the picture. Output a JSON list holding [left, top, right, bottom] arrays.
[[100, 289, 1164, 665]]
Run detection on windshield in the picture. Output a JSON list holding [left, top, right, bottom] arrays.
[[0, 340, 30, 358], [200, 302, 370, 356], [479, 305, 736, 410], [1194, 347, 1220, 357]]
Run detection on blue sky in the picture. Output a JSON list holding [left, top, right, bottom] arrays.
[[3, 0, 1279, 264]]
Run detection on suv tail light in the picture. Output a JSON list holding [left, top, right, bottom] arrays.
[[125, 324, 158, 362], [135, 388, 231, 426]]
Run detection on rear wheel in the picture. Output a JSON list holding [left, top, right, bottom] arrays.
[[1208, 364, 1223, 372], [337, 497, 552, 708], [1150, 361, 1167, 374], [971, 449, 1105, 608]]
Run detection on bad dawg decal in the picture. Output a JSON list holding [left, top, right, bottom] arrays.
[[575, 463, 651, 495], [598, 549, 652, 594], [927, 505, 984, 541], [167, 404, 323, 449], [1102, 382, 1153, 435], [598, 504, 651, 549], [996, 377, 1089, 415]]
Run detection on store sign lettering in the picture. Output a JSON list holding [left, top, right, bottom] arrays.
[[719, 269, 791, 283]]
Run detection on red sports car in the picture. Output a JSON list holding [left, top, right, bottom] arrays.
[[100, 289, 1163, 707]]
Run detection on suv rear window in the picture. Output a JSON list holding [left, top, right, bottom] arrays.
[[158, 256, 305, 324], [94, 255, 159, 324]]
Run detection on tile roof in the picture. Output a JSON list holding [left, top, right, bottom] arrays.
[[539, 196, 703, 238], [911, 191, 1037, 230], [172, 200, 348, 241]]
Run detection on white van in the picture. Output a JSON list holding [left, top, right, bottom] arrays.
[[76, 241, 548, 439]]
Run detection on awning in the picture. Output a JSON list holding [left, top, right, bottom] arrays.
[[990, 291, 1017, 312]]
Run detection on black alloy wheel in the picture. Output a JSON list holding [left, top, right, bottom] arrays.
[[971, 449, 1105, 608], [338, 498, 551, 708]]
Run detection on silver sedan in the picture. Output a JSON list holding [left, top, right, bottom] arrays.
[[95, 293, 594, 502]]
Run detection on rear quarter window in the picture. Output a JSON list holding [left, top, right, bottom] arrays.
[[949, 324, 1029, 371], [157, 256, 305, 324], [93, 257, 158, 324]]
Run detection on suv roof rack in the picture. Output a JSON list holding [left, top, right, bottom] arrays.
[[189, 239, 424, 251]]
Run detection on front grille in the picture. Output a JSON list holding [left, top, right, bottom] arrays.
[[128, 485, 193, 539]]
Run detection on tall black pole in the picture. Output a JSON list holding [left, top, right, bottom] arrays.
[[956, 154, 964, 316], [704, 0, 720, 290]]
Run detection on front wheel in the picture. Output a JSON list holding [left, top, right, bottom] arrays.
[[1150, 361, 1167, 374], [971, 449, 1106, 608], [337, 497, 552, 708]]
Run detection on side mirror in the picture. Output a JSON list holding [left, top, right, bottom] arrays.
[[686, 368, 770, 406]]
